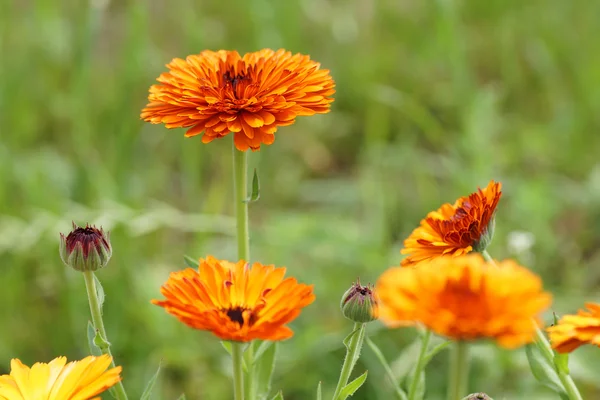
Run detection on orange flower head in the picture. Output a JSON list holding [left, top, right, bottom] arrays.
[[547, 303, 600, 353], [141, 49, 335, 151], [0, 355, 122, 400], [152, 256, 315, 342], [401, 180, 502, 266], [376, 254, 552, 348]]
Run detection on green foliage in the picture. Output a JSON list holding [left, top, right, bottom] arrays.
[[1, 0, 600, 399]]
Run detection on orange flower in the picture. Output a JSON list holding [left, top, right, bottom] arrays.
[[401, 180, 502, 266], [376, 254, 551, 348], [0, 355, 122, 400], [141, 49, 335, 151], [152, 256, 315, 342], [547, 303, 600, 353]]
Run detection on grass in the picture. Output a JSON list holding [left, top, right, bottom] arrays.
[[2, 0, 600, 398]]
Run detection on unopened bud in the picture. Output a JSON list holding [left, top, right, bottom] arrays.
[[59, 222, 112, 272], [462, 393, 493, 400], [340, 279, 379, 323]]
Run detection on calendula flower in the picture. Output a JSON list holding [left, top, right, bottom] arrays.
[[152, 256, 315, 342], [401, 180, 502, 266], [0, 355, 122, 400], [376, 254, 551, 348], [547, 303, 600, 353], [141, 49, 335, 151]]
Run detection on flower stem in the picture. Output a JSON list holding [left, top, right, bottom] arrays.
[[232, 140, 252, 399], [232, 342, 245, 400], [481, 249, 583, 400], [83, 270, 129, 400], [408, 329, 432, 400], [332, 323, 366, 400], [447, 341, 468, 400]]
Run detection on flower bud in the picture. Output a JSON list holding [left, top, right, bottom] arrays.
[[59, 222, 112, 272], [340, 279, 379, 323], [462, 393, 493, 400]]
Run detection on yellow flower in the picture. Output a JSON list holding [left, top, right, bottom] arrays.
[[547, 302, 600, 353], [152, 256, 315, 342], [376, 254, 552, 348], [0, 355, 122, 400], [401, 180, 502, 266], [141, 49, 335, 151]]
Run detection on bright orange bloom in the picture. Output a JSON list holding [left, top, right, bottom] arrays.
[[152, 256, 315, 342], [0, 355, 122, 400], [141, 49, 335, 151], [547, 303, 600, 353], [401, 180, 502, 266], [376, 254, 552, 348]]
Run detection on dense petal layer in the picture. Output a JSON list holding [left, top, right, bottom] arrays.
[[547, 303, 600, 353]]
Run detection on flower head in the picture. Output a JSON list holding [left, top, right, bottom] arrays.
[[141, 49, 335, 151], [59, 222, 112, 272], [152, 256, 315, 342], [547, 303, 600, 353], [340, 279, 379, 323], [376, 254, 551, 348], [401, 180, 502, 266], [0, 355, 122, 400]]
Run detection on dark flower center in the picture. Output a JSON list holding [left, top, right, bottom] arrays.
[[226, 306, 257, 326], [223, 71, 250, 93]]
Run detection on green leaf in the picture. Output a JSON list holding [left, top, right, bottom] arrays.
[[86, 321, 102, 356], [93, 273, 105, 311], [140, 361, 162, 400], [404, 369, 425, 400], [554, 352, 570, 375], [244, 168, 260, 203], [176, 394, 187, 400], [255, 341, 278, 399], [338, 371, 368, 400], [316, 381, 322, 400], [270, 391, 284, 400], [253, 340, 274, 363], [183, 255, 198, 268], [525, 344, 568, 398], [422, 340, 452, 366], [365, 337, 407, 400], [221, 341, 233, 356], [343, 326, 362, 350]]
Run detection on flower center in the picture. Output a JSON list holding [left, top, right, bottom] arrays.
[[222, 71, 251, 99], [226, 306, 257, 326]]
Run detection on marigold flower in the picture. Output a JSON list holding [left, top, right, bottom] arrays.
[[376, 254, 552, 348], [141, 49, 335, 151], [547, 303, 600, 353], [152, 256, 315, 342], [0, 355, 122, 400], [401, 180, 502, 266]]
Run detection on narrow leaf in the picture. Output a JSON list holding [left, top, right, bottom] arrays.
[[316, 381, 322, 400], [270, 391, 284, 400], [365, 337, 407, 400], [183, 255, 198, 269], [525, 344, 567, 396], [244, 168, 260, 203], [338, 371, 368, 400], [140, 361, 162, 400], [86, 321, 102, 356], [255, 341, 278, 399], [221, 341, 233, 356], [422, 340, 452, 366], [253, 340, 274, 363], [176, 395, 187, 400], [93, 273, 105, 311]]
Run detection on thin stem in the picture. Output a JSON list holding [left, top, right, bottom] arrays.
[[232, 342, 245, 400], [447, 341, 468, 400], [482, 249, 583, 400], [83, 271, 129, 400], [408, 330, 432, 400], [332, 323, 366, 400], [233, 141, 250, 260], [232, 140, 252, 399]]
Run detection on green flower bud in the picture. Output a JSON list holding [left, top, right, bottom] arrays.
[[59, 222, 112, 272], [340, 279, 379, 323]]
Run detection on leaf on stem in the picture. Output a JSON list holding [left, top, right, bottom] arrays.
[[338, 371, 368, 400], [365, 337, 408, 400], [525, 344, 568, 399], [255, 341, 278, 399], [86, 321, 102, 357], [270, 391, 284, 400], [93, 273, 105, 311], [140, 361, 162, 400], [183, 255, 198, 269], [176, 395, 187, 400], [244, 168, 260, 203], [422, 340, 452, 366], [316, 381, 322, 400]]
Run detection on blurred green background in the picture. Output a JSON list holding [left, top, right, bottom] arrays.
[[2, 0, 600, 399]]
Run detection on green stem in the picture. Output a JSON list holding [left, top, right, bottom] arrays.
[[83, 271, 129, 400], [232, 342, 245, 400], [232, 140, 252, 399], [447, 341, 468, 400], [482, 249, 583, 400], [332, 323, 366, 400], [408, 329, 432, 400]]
